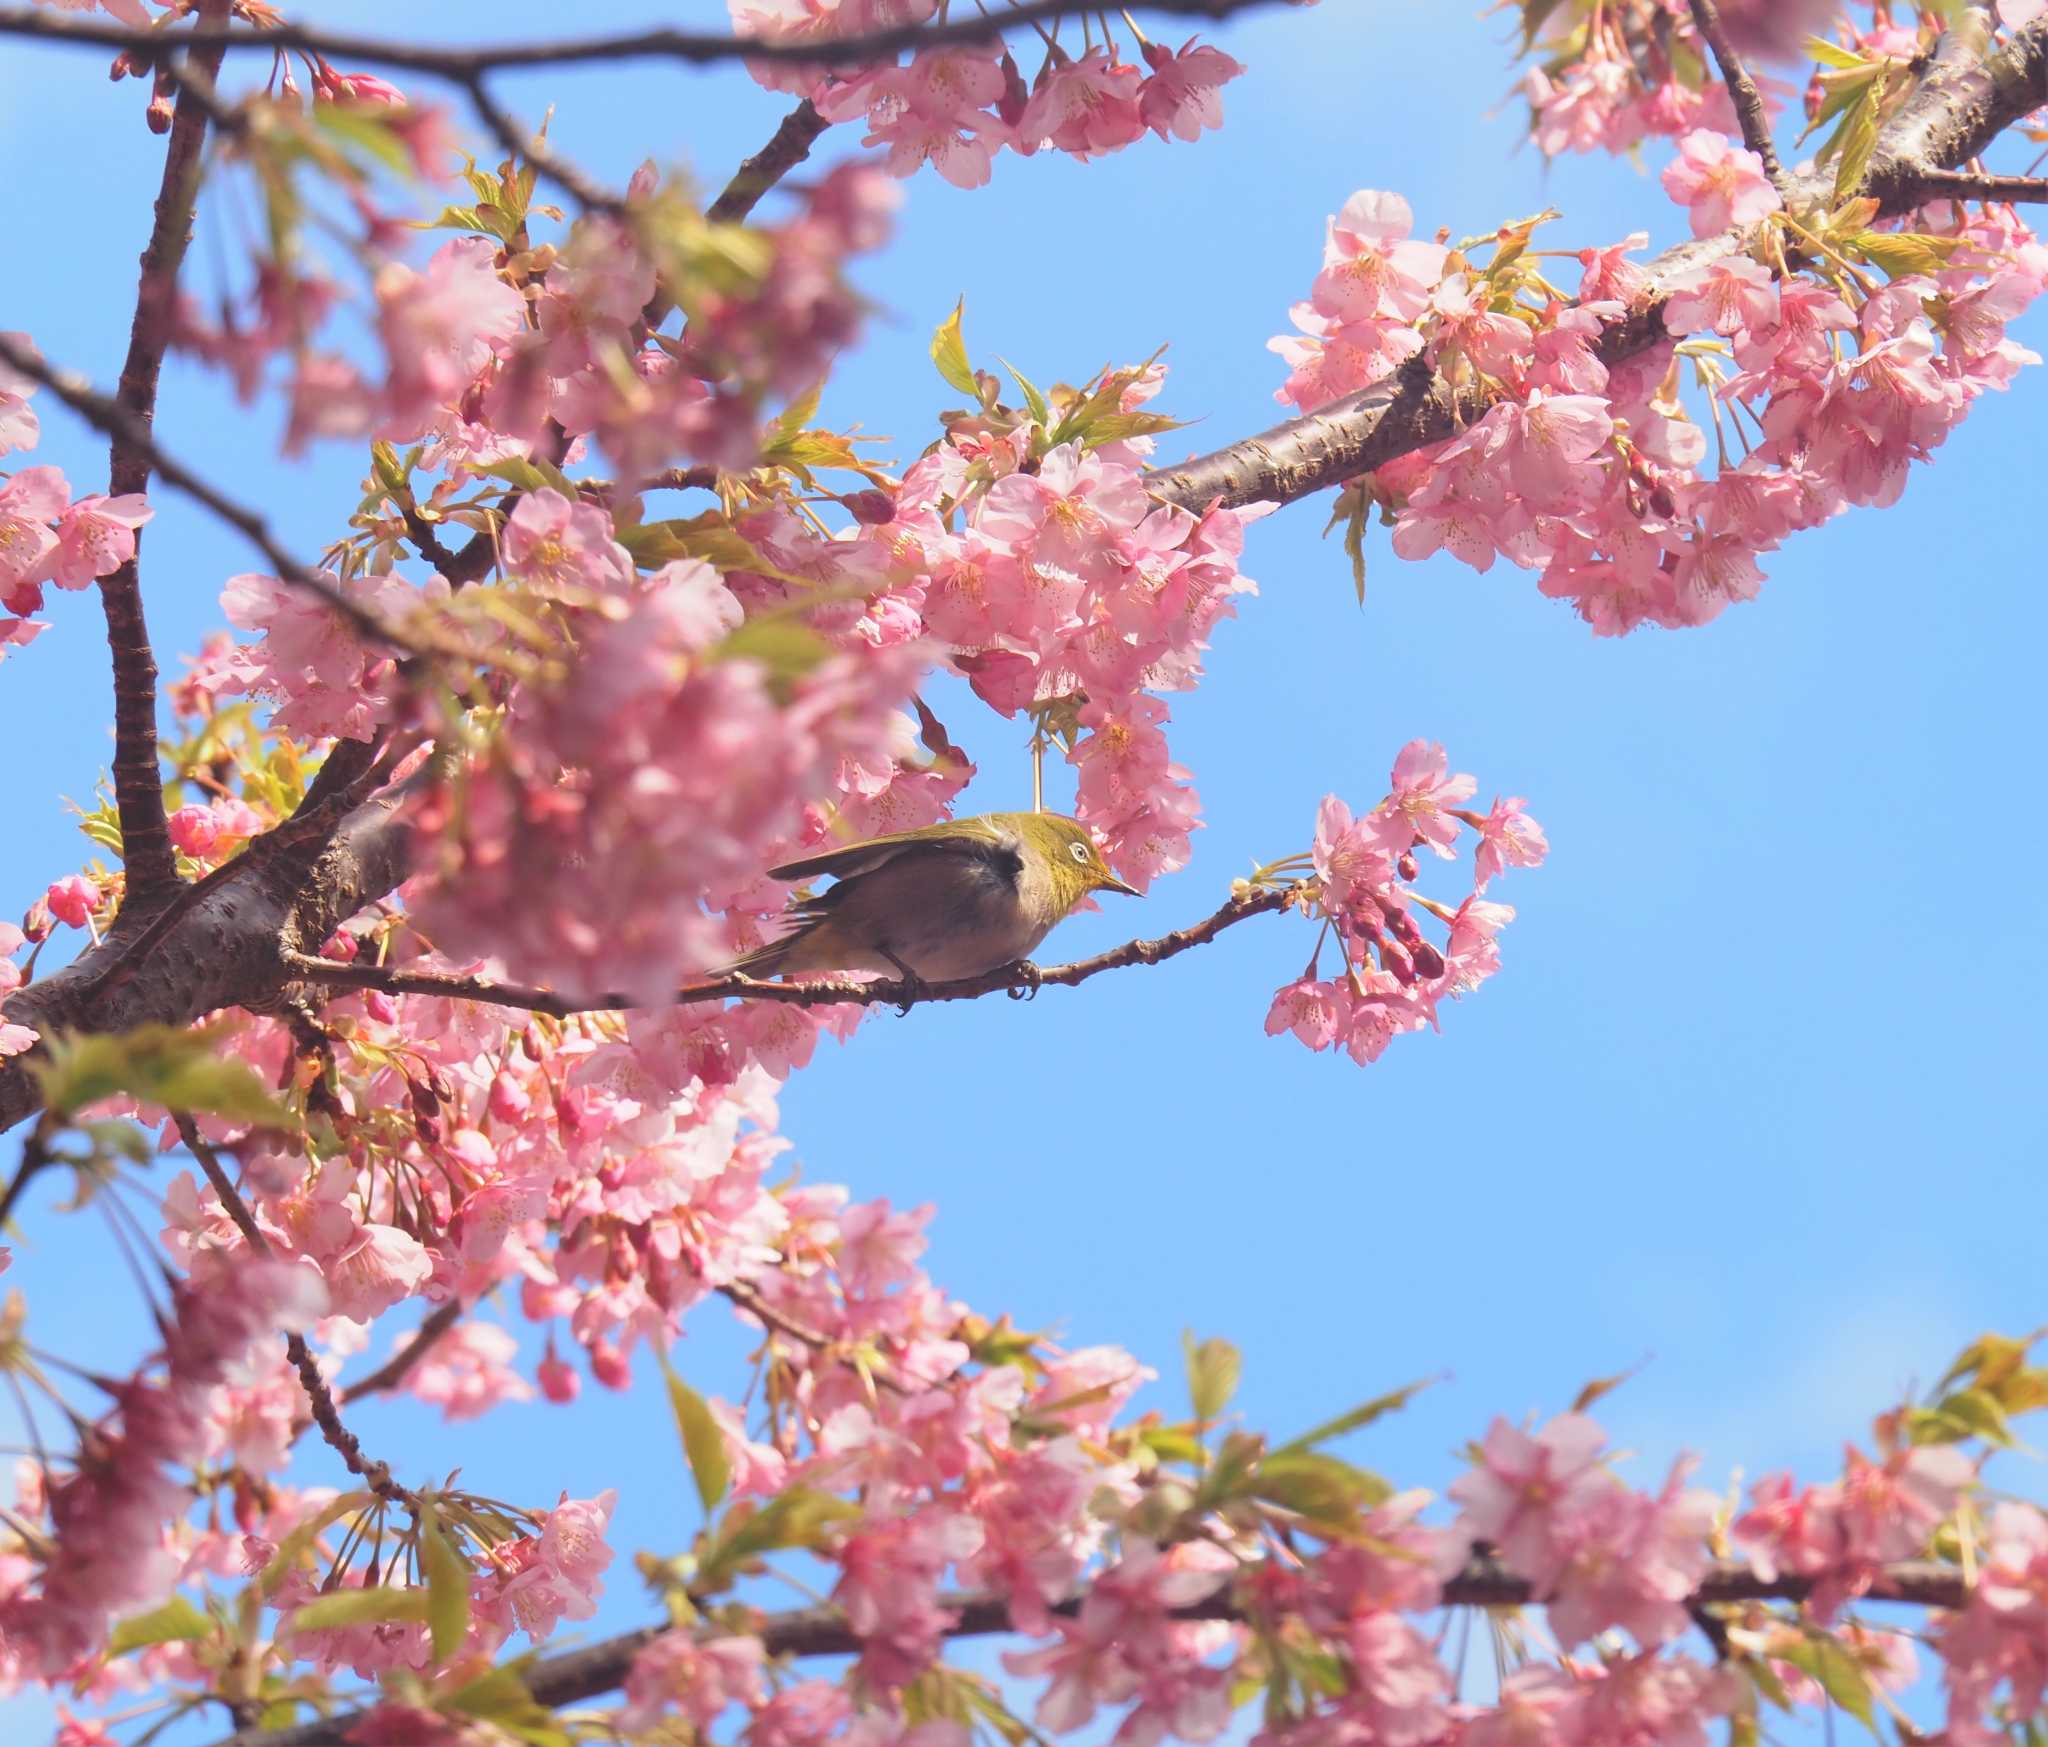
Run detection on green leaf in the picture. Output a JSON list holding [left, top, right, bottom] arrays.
[[930, 299, 979, 398], [1274, 1377, 1433, 1456], [285, 1586, 431, 1635], [260, 1490, 376, 1596], [1141, 1424, 1206, 1465], [1519, 0, 1571, 49], [35, 1024, 296, 1127], [448, 1664, 572, 1747], [657, 1348, 732, 1515], [1079, 410, 1188, 449], [1831, 83, 1885, 201], [1775, 1635, 1876, 1729], [699, 1487, 861, 1590], [1850, 230, 1961, 279], [1804, 37, 1874, 72], [107, 1595, 211, 1656], [1191, 1428, 1267, 1511], [312, 104, 414, 178], [1252, 1449, 1395, 1528], [1930, 1386, 2013, 1445], [1000, 357, 1051, 427], [475, 456, 575, 499], [421, 203, 499, 238], [1184, 1332, 1242, 1423], [418, 1509, 472, 1662], [713, 620, 831, 693]]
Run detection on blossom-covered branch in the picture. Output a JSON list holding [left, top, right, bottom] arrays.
[[0, 0, 1298, 76], [217, 1557, 1978, 1747], [281, 883, 1306, 1016], [1149, 12, 2048, 514]]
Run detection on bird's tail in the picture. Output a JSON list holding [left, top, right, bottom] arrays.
[[718, 919, 825, 980]]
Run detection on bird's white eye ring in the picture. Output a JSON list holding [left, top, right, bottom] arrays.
[[1069, 840, 1090, 863]]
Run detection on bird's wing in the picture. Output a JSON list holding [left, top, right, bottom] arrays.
[[766, 815, 1020, 886]]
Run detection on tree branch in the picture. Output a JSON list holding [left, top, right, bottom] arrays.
[[96, 3, 231, 909], [280, 882, 1306, 1017], [459, 74, 623, 214], [0, 0, 1297, 80], [338, 1299, 463, 1405], [707, 99, 830, 225], [1894, 165, 2048, 203], [173, 1114, 410, 1506], [214, 1558, 1975, 1747], [1145, 14, 2048, 514], [1686, 0, 1786, 193]]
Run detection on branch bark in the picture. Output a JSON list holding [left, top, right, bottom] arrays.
[[97, 2, 231, 909], [0, 0, 1296, 78], [215, 1558, 1976, 1747]]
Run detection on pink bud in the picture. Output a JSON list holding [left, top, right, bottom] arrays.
[[538, 1347, 581, 1404], [489, 1071, 532, 1122], [590, 1342, 632, 1391], [45, 875, 99, 929], [320, 929, 360, 962], [167, 804, 220, 857], [363, 989, 400, 1025]]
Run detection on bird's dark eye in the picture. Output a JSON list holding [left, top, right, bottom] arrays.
[[1069, 841, 1089, 863]]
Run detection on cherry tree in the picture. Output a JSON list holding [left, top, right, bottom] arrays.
[[0, 0, 2043, 1744]]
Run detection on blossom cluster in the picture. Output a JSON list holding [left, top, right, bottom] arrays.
[[1265, 742, 1546, 1064], [730, 0, 1245, 188], [1272, 177, 2046, 634], [0, 334, 152, 658]]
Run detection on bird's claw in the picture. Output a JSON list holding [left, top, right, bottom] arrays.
[[890, 974, 928, 1016], [1005, 960, 1043, 1001]]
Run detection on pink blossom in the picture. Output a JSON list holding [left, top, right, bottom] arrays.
[[1138, 38, 1244, 142], [0, 464, 68, 597], [491, 1489, 617, 1640], [406, 1321, 534, 1422], [1370, 739, 1477, 860], [1473, 796, 1548, 887], [1447, 1413, 1610, 1587], [1661, 128, 1783, 237], [500, 488, 636, 597], [46, 493, 152, 589], [621, 1633, 766, 1732]]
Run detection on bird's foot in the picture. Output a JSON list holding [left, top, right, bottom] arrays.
[[1004, 960, 1044, 1001]]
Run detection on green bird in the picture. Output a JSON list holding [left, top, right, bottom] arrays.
[[730, 811, 1139, 984]]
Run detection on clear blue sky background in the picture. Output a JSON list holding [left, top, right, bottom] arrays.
[[3, 2, 2044, 1740]]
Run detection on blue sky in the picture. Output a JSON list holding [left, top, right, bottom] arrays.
[[3, 0, 2045, 1739]]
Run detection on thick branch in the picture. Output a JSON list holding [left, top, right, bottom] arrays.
[[98, 6, 230, 908], [280, 882, 1306, 1017], [1147, 14, 2048, 513], [0, 0, 1296, 79], [1686, 0, 1786, 191], [217, 1558, 1974, 1747]]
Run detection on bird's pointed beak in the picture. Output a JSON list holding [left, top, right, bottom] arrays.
[[1100, 874, 1140, 898]]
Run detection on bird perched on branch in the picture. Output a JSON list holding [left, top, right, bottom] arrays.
[[729, 811, 1138, 986]]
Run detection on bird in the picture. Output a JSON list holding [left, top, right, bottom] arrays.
[[727, 811, 1138, 986]]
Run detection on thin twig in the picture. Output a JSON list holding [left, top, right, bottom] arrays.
[[1687, 0, 1787, 193], [460, 74, 623, 213], [1899, 166, 2048, 203], [213, 1557, 1976, 1747], [171, 1114, 410, 1506], [97, 0, 232, 906], [281, 882, 1306, 1017], [339, 1299, 463, 1404], [0, 0, 1297, 79], [707, 98, 831, 225]]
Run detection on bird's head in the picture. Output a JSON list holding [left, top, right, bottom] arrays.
[[1021, 813, 1140, 913]]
